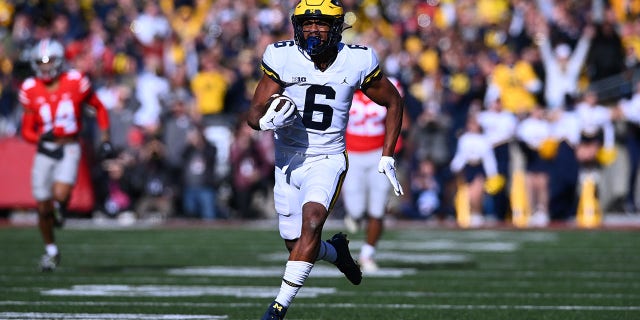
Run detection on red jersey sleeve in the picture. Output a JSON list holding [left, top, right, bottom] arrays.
[[72, 71, 110, 130], [21, 108, 40, 143], [18, 79, 40, 143], [86, 91, 110, 130]]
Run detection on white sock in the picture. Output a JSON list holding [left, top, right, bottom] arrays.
[[360, 243, 375, 260], [315, 240, 337, 263], [45, 244, 58, 256], [275, 261, 314, 307]]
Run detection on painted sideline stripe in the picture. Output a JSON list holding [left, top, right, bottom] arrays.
[[0, 313, 226, 319]]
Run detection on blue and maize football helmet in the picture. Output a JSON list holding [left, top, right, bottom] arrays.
[[291, 0, 344, 56]]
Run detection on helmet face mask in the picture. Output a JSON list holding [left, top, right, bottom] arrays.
[[291, 0, 344, 56], [30, 39, 65, 83]]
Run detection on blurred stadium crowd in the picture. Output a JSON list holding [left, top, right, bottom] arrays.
[[0, 0, 639, 226]]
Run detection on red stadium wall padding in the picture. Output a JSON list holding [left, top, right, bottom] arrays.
[[0, 137, 95, 213]]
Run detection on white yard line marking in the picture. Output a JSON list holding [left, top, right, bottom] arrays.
[[167, 265, 416, 278], [295, 303, 640, 311], [40, 284, 336, 298], [0, 313, 226, 319], [261, 252, 472, 264], [395, 230, 558, 242], [0, 301, 260, 308], [338, 290, 640, 299], [374, 240, 519, 252], [418, 270, 640, 279]]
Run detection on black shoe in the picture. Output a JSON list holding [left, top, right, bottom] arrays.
[[327, 232, 362, 285], [261, 301, 287, 320]]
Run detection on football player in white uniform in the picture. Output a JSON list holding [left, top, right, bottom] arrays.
[[247, 1, 404, 319]]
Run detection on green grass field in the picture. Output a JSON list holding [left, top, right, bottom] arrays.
[[0, 221, 639, 320]]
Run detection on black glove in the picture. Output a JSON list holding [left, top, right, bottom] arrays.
[[98, 141, 116, 160], [39, 129, 56, 142], [37, 130, 63, 159]]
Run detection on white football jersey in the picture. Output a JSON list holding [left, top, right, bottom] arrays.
[[261, 41, 381, 155]]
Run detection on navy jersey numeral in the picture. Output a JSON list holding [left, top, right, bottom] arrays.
[[302, 85, 335, 131], [347, 44, 368, 50], [274, 40, 295, 48]]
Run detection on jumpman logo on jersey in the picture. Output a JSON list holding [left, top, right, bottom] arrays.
[[341, 77, 349, 85]]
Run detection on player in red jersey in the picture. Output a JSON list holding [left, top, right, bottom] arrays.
[[341, 77, 405, 273], [19, 38, 112, 271]]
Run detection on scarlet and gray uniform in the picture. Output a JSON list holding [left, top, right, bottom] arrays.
[[341, 79, 402, 220], [19, 70, 109, 200], [260, 40, 381, 240]]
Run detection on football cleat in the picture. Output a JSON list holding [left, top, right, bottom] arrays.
[[359, 257, 379, 274], [40, 253, 60, 272], [261, 301, 287, 320], [327, 232, 362, 285], [343, 215, 359, 234]]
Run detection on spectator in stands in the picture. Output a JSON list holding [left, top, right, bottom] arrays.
[[134, 55, 170, 136], [484, 48, 542, 116], [161, 88, 197, 182], [0, 43, 17, 137], [131, 136, 174, 220], [586, 18, 625, 83], [160, 0, 212, 46], [190, 47, 231, 126], [229, 118, 272, 219], [97, 150, 136, 217], [131, 1, 171, 60], [618, 82, 640, 213], [181, 127, 219, 220], [410, 157, 440, 219], [96, 78, 135, 151], [538, 21, 594, 110]]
